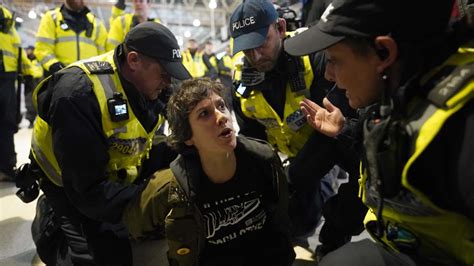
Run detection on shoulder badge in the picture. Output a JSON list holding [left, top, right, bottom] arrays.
[[83, 61, 114, 75], [428, 62, 474, 108]]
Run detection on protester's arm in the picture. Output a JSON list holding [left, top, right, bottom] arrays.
[[123, 169, 174, 239], [49, 68, 142, 223]]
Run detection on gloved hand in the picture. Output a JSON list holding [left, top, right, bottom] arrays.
[[115, 0, 126, 10], [49, 62, 65, 74]]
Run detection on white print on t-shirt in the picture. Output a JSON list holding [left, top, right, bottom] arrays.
[[203, 192, 266, 245], [206, 197, 259, 238]]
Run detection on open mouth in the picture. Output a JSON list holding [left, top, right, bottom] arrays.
[[219, 128, 233, 138]]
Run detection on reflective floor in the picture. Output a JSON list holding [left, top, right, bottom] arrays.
[[0, 121, 370, 266]]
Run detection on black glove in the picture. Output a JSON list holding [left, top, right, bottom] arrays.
[[49, 62, 65, 74], [115, 0, 126, 10]]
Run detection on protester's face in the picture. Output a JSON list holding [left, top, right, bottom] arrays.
[[134, 55, 171, 100], [133, 0, 149, 12], [324, 42, 383, 109], [243, 22, 283, 72], [185, 92, 236, 155], [64, 0, 85, 12]]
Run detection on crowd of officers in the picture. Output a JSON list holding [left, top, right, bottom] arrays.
[[0, 0, 233, 179], [0, 0, 473, 265]]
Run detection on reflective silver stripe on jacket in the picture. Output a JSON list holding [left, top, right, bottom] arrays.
[[36, 37, 55, 45], [39, 54, 56, 65], [31, 139, 62, 185], [107, 39, 121, 47], [55, 36, 96, 46], [95, 74, 128, 135], [96, 74, 118, 99], [121, 16, 126, 29], [1, 50, 16, 58], [94, 18, 100, 41]]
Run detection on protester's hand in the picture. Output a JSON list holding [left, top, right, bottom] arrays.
[[300, 97, 345, 138]]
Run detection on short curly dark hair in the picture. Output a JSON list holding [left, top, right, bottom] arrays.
[[166, 78, 226, 154]]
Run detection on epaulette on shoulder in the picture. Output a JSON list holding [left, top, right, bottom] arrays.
[[427, 62, 474, 108], [83, 61, 114, 75]]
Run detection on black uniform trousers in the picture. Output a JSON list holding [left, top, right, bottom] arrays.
[[37, 176, 133, 266], [0, 75, 17, 176]]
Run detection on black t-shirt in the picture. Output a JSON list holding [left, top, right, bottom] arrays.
[[197, 150, 267, 265], [195, 144, 295, 266]]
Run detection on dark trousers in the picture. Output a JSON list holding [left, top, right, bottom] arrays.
[[320, 239, 416, 266], [0, 76, 17, 176], [23, 75, 38, 124], [38, 177, 133, 266], [289, 130, 367, 250]]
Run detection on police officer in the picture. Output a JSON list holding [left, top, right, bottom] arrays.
[[182, 38, 206, 78], [29, 22, 190, 265], [201, 40, 219, 80], [286, 0, 474, 264], [34, 0, 107, 75], [0, 5, 35, 181], [229, 0, 365, 251], [106, 0, 161, 51]]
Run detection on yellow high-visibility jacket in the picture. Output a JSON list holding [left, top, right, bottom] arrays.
[[31, 51, 163, 186], [361, 50, 474, 265], [109, 5, 125, 29], [0, 6, 35, 75], [182, 49, 205, 78], [106, 14, 161, 51], [34, 6, 107, 72]]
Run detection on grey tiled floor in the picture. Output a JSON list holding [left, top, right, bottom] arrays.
[[0, 121, 369, 266]]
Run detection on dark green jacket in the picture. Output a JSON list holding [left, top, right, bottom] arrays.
[[123, 136, 294, 265]]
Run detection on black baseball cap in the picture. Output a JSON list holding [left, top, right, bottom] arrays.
[[229, 0, 278, 54], [125, 22, 191, 80], [284, 0, 453, 56]]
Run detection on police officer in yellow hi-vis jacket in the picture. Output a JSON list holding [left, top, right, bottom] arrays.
[[229, 0, 366, 255], [0, 5, 35, 182], [106, 0, 161, 51], [182, 38, 206, 77], [286, 0, 474, 264], [34, 0, 107, 75], [28, 22, 190, 265]]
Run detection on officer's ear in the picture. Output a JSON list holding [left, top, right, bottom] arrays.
[[184, 139, 193, 146], [276, 18, 286, 38], [373, 36, 398, 74], [126, 51, 141, 71]]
